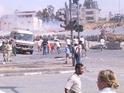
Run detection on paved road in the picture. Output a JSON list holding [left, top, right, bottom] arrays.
[[0, 49, 124, 75], [0, 69, 123, 93], [0, 49, 123, 93]]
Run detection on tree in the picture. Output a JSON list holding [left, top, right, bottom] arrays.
[[47, 5, 55, 21], [42, 8, 49, 22], [36, 11, 43, 19]]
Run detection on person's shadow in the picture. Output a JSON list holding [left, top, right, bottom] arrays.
[[0, 86, 19, 93]]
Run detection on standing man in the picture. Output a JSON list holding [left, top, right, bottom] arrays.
[[55, 39, 61, 54], [73, 43, 82, 64], [11, 37, 16, 56], [79, 36, 87, 56], [65, 64, 85, 93], [2, 41, 7, 64], [6, 41, 12, 62], [66, 37, 71, 53], [42, 38, 48, 55], [100, 38, 105, 51]]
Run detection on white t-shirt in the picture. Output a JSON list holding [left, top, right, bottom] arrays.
[[80, 37, 85, 44], [74, 45, 82, 54], [74, 38, 78, 45], [99, 87, 117, 93], [65, 73, 82, 93], [55, 41, 60, 47], [100, 39, 105, 45], [66, 39, 71, 45], [38, 39, 42, 46]]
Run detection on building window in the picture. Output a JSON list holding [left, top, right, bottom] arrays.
[[86, 11, 94, 15], [86, 17, 94, 20]]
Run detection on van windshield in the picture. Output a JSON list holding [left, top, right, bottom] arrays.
[[15, 33, 33, 41]]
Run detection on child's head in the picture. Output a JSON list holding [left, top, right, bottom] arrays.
[[97, 69, 119, 90]]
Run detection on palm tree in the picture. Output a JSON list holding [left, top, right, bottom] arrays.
[[47, 5, 55, 21]]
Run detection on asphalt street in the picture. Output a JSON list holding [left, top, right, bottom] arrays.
[[0, 49, 124, 93], [0, 49, 123, 76]]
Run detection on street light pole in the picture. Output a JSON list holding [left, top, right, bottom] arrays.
[[118, 0, 120, 14], [77, 1, 80, 40], [69, 0, 75, 66]]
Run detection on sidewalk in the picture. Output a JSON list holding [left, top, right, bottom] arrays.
[[0, 57, 75, 77]]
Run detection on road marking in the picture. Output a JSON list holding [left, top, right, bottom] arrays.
[[83, 75, 96, 81], [0, 74, 5, 77], [59, 70, 74, 74], [24, 72, 42, 76]]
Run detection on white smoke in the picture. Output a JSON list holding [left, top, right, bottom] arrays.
[[0, 5, 11, 17], [42, 21, 64, 32]]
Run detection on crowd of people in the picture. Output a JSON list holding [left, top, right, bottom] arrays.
[[34, 37, 62, 55], [1, 38, 16, 64], [34, 35, 89, 65], [0, 35, 120, 93]]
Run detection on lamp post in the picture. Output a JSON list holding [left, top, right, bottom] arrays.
[[118, 0, 120, 14], [69, 0, 75, 66], [77, 0, 80, 41], [69, 0, 81, 66]]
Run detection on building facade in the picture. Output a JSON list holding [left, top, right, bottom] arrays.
[[82, 0, 100, 23], [0, 11, 42, 32], [83, 8, 100, 23]]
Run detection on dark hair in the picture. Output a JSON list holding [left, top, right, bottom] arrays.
[[75, 63, 84, 70]]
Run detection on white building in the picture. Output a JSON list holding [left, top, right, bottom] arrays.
[[84, 8, 100, 23], [0, 11, 42, 32], [80, 0, 100, 23], [70, 1, 100, 23]]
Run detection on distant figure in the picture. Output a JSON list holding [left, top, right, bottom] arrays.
[[73, 44, 82, 64], [73, 36, 78, 45], [37, 38, 42, 52], [100, 38, 105, 51], [65, 64, 85, 93], [11, 38, 16, 56], [6, 41, 12, 62], [1, 41, 7, 64], [50, 42, 55, 54], [55, 39, 61, 54], [42, 38, 48, 55], [66, 38, 71, 53], [65, 45, 71, 64], [97, 69, 119, 93], [79, 36, 87, 56]]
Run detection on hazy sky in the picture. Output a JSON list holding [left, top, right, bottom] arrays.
[[0, 0, 123, 17]]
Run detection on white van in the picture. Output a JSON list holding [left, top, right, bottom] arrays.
[[10, 29, 34, 54]]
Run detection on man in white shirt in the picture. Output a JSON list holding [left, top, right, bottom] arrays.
[[66, 38, 71, 53], [100, 38, 105, 51], [55, 40, 61, 54], [73, 37, 78, 45], [80, 36, 85, 45], [65, 64, 85, 93], [66, 38, 71, 46], [100, 38, 105, 46]]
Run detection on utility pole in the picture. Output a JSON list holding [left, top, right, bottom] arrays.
[[69, 0, 75, 66], [118, 0, 120, 14], [77, 0, 80, 41]]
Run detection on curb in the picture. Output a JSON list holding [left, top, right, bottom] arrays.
[[0, 70, 75, 77]]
